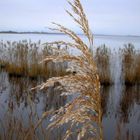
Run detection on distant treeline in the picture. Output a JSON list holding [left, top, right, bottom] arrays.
[[0, 31, 49, 34]]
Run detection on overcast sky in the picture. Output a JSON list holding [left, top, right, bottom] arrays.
[[0, 0, 140, 35]]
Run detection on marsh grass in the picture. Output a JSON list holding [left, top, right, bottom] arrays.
[[122, 43, 140, 85], [0, 40, 67, 79], [95, 45, 112, 85], [1, 41, 140, 85]]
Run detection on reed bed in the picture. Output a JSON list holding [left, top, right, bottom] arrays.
[[121, 43, 140, 85], [0, 41, 140, 85], [0, 40, 67, 79], [95, 44, 112, 85]]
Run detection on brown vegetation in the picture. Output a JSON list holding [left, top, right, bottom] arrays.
[[31, 0, 102, 139], [0, 40, 67, 79], [95, 44, 112, 85], [1, 41, 140, 85], [122, 43, 140, 85]]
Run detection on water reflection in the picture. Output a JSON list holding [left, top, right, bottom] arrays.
[[119, 86, 140, 122], [101, 85, 140, 140], [0, 72, 67, 113], [0, 71, 140, 140], [42, 81, 66, 111]]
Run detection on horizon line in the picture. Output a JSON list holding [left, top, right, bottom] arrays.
[[0, 30, 140, 37]]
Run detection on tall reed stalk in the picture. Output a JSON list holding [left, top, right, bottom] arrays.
[[33, 0, 102, 139]]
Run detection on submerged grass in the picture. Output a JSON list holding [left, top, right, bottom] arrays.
[[0, 103, 49, 140], [0, 73, 68, 140]]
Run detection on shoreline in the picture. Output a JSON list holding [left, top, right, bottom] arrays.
[[0, 31, 140, 38]]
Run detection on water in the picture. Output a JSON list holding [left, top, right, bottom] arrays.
[[110, 51, 124, 110], [0, 72, 139, 140], [101, 85, 140, 140], [0, 33, 140, 50], [0, 33, 140, 140]]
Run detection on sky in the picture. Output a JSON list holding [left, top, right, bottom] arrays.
[[0, 0, 140, 35]]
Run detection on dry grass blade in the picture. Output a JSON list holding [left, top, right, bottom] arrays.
[[34, 0, 102, 139], [66, 0, 93, 47]]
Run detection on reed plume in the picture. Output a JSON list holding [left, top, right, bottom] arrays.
[[33, 0, 102, 139]]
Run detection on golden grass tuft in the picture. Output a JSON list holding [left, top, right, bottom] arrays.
[[33, 0, 103, 139]]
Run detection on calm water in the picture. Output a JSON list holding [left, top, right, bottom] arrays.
[[0, 33, 140, 49], [0, 72, 139, 140], [0, 34, 140, 140]]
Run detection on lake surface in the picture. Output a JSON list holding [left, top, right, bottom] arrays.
[[0, 33, 140, 50], [0, 72, 139, 140], [0, 33, 140, 140]]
